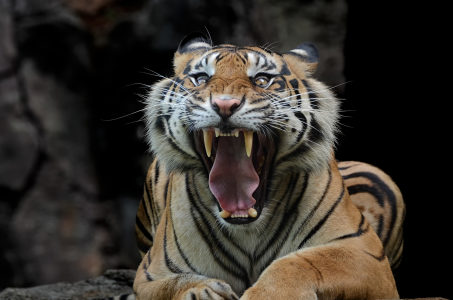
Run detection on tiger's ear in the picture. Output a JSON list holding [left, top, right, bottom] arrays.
[[283, 43, 319, 76], [173, 33, 212, 74]]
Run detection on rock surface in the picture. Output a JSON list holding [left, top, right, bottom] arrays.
[[0, 269, 448, 300], [0, 269, 135, 300]]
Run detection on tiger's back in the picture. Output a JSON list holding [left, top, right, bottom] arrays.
[[338, 161, 405, 268]]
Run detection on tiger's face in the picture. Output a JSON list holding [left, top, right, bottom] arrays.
[[145, 36, 339, 224]]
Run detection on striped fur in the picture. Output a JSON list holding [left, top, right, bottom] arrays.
[[338, 161, 405, 269], [133, 38, 405, 300]]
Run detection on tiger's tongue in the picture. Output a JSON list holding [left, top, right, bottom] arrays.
[[208, 136, 259, 214]]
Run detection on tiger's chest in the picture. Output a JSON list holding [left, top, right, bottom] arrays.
[[165, 171, 333, 293]]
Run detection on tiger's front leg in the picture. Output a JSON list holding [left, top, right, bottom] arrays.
[[133, 211, 239, 300], [134, 269, 238, 300], [241, 240, 398, 300]]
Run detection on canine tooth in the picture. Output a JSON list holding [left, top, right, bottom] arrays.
[[203, 129, 213, 157], [248, 208, 258, 218], [243, 130, 253, 157], [233, 129, 239, 137], [220, 210, 231, 219], [215, 128, 220, 137]]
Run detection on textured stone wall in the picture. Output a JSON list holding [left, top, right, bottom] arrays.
[[0, 0, 346, 289]]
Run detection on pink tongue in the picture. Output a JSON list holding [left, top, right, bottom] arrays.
[[208, 136, 259, 214]]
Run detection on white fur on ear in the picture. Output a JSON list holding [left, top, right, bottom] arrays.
[[177, 33, 212, 54], [288, 43, 318, 63], [284, 42, 319, 75]]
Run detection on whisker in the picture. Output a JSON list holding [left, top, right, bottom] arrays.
[[101, 108, 147, 122]]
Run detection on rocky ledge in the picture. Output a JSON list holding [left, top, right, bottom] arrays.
[[0, 270, 448, 300], [0, 269, 134, 300]]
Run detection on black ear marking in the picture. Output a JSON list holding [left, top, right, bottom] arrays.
[[177, 32, 212, 54], [290, 42, 319, 63]]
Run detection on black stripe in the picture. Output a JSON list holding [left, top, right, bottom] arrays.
[[293, 168, 332, 239], [298, 183, 345, 249], [160, 81, 173, 98], [188, 101, 208, 111], [215, 52, 227, 63], [303, 257, 324, 282], [307, 115, 323, 144], [249, 97, 267, 104], [276, 115, 323, 164], [280, 63, 291, 75], [237, 53, 247, 65], [243, 104, 271, 115], [331, 214, 369, 241], [163, 216, 184, 274], [364, 249, 386, 262], [342, 171, 397, 246], [142, 188, 153, 224], [154, 116, 165, 134], [163, 179, 170, 208], [142, 251, 153, 281], [136, 234, 151, 254], [288, 79, 302, 107], [154, 160, 160, 186], [294, 111, 307, 143], [183, 60, 193, 75], [241, 47, 267, 59], [377, 214, 384, 238], [144, 270, 153, 281], [347, 184, 384, 207], [136, 216, 153, 243], [302, 79, 319, 109], [272, 79, 286, 92], [144, 181, 158, 227], [338, 163, 361, 171]]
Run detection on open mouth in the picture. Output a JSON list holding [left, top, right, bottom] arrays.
[[194, 127, 275, 225]]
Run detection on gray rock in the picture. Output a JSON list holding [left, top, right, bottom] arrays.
[[0, 269, 135, 300], [0, 75, 40, 190]]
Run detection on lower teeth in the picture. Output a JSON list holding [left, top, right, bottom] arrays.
[[219, 208, 258, 219]]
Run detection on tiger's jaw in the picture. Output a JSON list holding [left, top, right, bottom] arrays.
[[194, 128, 275, 225]]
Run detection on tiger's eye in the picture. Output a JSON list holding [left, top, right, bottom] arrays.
[[196, 75, 209, 85], [190, 73, 210, 86], [254, 76, 270, 88]]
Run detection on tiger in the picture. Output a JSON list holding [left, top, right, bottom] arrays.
[[133, 35, 405, 300]]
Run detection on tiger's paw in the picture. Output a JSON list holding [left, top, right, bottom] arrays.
[[178, 279, 239, 300]]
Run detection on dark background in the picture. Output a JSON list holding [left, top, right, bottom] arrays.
[[0, 0, 449, 299]]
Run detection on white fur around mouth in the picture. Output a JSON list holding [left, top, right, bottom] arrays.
[[203, 128, 253, 158]]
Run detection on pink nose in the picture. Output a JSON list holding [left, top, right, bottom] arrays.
[[211, 98, 242, 118]]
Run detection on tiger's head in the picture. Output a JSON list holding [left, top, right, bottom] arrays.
[[145, 35, 339, 224]]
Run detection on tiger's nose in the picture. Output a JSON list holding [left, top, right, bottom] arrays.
[[211, 97, 242, 118]]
